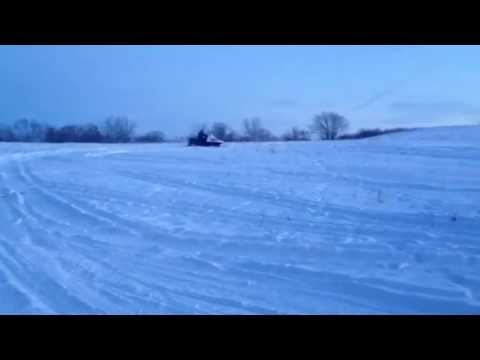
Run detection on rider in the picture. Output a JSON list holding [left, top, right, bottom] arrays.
[[197, 129, 208, 143]]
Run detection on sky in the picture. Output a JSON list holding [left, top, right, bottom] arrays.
[[1, 45, 480, 136]]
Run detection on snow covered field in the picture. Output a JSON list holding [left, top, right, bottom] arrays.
[[1, 125, 480, 314]]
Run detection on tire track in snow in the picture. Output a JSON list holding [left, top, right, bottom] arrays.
[[0, 165, 109, 313], [17, 159, 144, 240], [2, 141, 479, 314], [14, 158, 280, 313], [2, 159, 149, 313]]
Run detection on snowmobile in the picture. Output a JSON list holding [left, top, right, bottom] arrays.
[[188, 134, 223, 147]]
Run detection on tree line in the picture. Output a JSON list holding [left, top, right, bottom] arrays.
[[203, 113, 408, 142], [0, 116, 164, 143], [0, 112, 407, 143], [195, 112, 346, 142]]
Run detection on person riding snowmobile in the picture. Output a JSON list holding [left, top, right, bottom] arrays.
[[197, 129, 208, 143]]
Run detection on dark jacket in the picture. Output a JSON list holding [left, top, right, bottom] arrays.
[[198, 130, 208, 142]]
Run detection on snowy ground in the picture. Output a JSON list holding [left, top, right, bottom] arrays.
[[1, 125, 480, 314]]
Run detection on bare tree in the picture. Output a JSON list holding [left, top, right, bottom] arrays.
[[12, 119, 32, 141], [310, 112, 349, 140], [242, 117, 274, 141], [12, 118, 48, 142], [243, 117, 260, 140], [102, 116, 136, 143]]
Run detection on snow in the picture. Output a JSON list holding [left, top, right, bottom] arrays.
[[1, 125, 480, 314]]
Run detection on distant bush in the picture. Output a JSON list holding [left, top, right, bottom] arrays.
[[80, 124, 104, 142], [337, 128, 409, 140], [223, 129, 239, 142], [242, 118, 276, 142], [52, 125, 82, 142], [338, 128, 383, 140], [0, 124, 15, 142], [282, 127, 311, 141], [135, 131, 166, 143], [45, 124, 104, 143]]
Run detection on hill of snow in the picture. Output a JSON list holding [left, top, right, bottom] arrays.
[[1, 125, 479, 314]]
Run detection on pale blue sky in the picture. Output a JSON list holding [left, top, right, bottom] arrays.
[[1, 45, 480, 136]]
